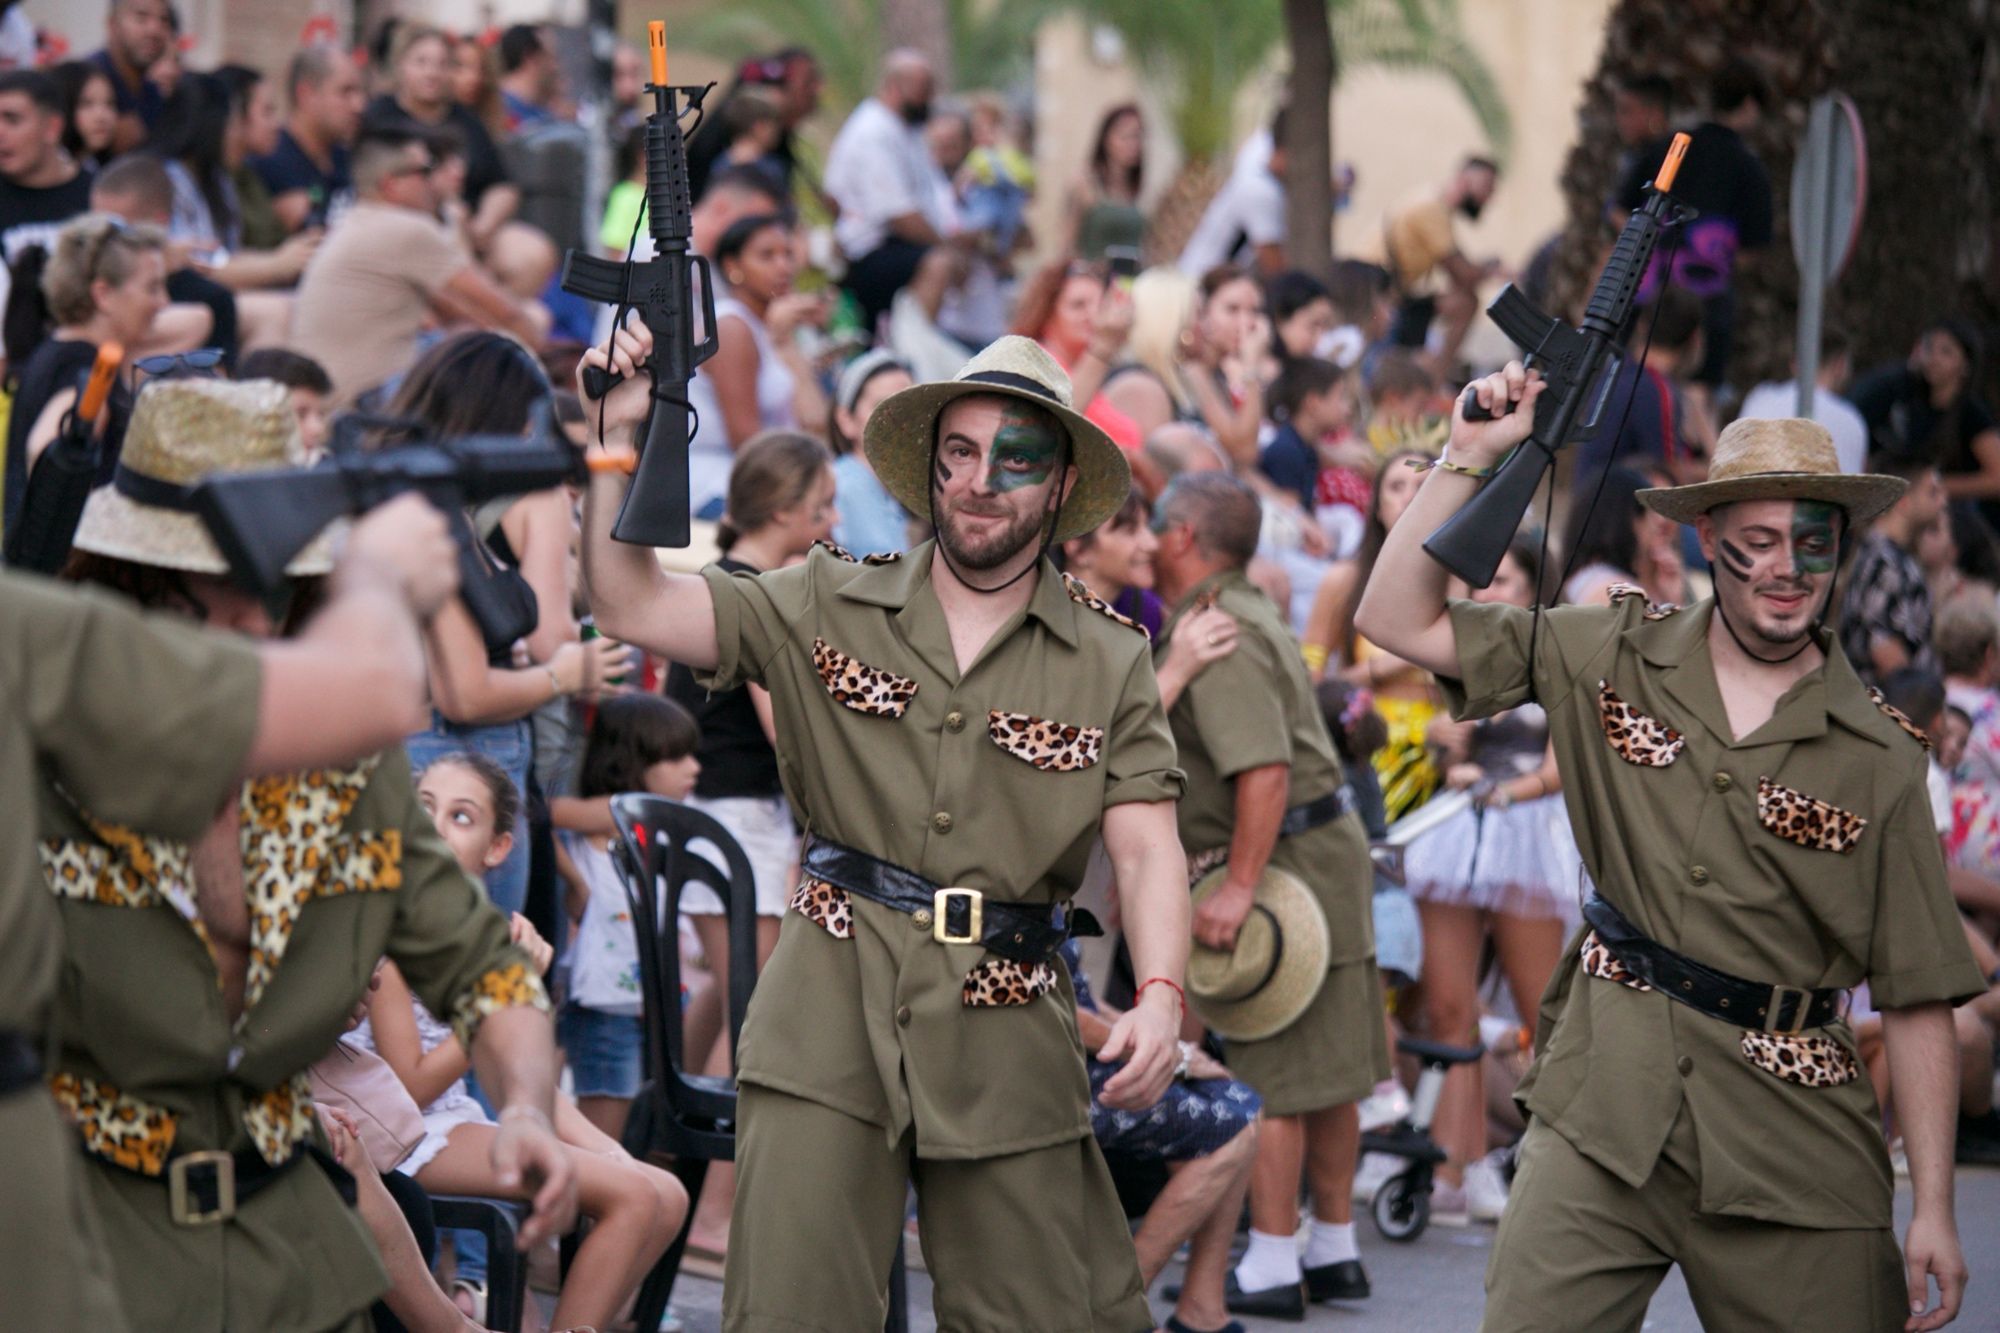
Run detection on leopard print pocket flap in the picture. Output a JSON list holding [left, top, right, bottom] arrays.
[[1598, 682, 1685, 768], [1740, 1029, 1858, 1088], [1757, 778, 1867, 854], [813, 639, 918, 719], [789, 877, 854, 939], [986, 710, 1104, 772], [962, 957, 1059, 1007]]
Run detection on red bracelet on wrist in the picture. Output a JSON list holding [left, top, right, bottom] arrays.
[[1137, 977, 1186, 1017]]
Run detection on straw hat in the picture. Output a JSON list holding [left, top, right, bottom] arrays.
[[1636, 416, 1906, 527], [861, 336, 1130, 543], [1186, 864, 1330, 1042], [72, 378, 333, 576]]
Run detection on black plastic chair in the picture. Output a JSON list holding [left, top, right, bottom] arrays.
[[428, 1195, 528, 1332], [609, 794, 908, 1333]]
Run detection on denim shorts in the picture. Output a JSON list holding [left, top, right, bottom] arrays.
[[558, 1002, 643, 1099]]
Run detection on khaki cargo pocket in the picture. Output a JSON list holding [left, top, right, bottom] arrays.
[[1740, 1029, 1858, 1088], [1597, 681, 1685, 767], [962, 957, 1058, 1007], [1757, 778, 1867, 854], [986, 710, 1103, 772], [789, 877, 854, 939], [812, 638, 917, 718]]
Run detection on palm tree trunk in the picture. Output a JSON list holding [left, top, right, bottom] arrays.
[[1282, 0, 1337, 275]]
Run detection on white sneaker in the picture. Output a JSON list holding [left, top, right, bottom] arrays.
[[1351, 1150, 1402, 1204], [1465, 1156, 1509, 1222], [1356, 1083, 1411, 1131], [1429, 1181, 1473, 1227]]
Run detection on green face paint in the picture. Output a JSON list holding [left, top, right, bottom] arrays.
[[983, 413, 1059, 493], [1790, 502, 1840, 577]]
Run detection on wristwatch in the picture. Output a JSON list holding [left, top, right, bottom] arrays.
[[1174, 1041, 1196, 1081]]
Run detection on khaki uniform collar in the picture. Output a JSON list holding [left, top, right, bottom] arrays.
[[1161, 568, 1247, 642], [834, 539, 1081, 652], [1624, 598, 1888, 749]]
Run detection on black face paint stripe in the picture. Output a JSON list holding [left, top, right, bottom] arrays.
[[1717, 538, 1755, 582]]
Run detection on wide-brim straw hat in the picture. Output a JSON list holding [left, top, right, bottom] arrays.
[[1186, 864, 1330, 1042], [1637, 416, 1906, 526], [862, 335, 1130, 543], [73, 377, 333, 576]]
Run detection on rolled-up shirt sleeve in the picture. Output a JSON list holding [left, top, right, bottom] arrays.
[[1436, 599, 1617, 722], [695, 560, 815, 693], [1103, 650, 1185, 808], [1866, 780, 1987, 1009]]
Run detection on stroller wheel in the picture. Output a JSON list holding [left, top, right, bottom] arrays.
[[1372, 1169, 1431, 1242]]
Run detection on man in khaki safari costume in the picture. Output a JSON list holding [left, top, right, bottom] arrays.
[[1150, 470, 1390, 1320], [1359, 364, 1982, 1332], [34, 378, 577, 1332], [581, 328, 1192, 1331]]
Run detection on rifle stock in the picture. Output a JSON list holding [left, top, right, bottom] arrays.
[[1424, 131, 1695, 588], [193, 471, 352, 596]]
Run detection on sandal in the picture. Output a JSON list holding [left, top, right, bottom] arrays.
[[449, 1277, 486, 1324]]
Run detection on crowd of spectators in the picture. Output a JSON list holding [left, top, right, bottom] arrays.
[[3, 5, 1999, 1327]]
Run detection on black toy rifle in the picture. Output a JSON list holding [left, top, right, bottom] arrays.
[[1424, 131, 1695, 588], [4, 341, 122, 574], [189, 429, 593, 635], [560, 20, 717, 548]]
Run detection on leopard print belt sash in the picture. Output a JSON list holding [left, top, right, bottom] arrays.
[[799, 835, 1101, 964], [1581, 895, 1844, 1034]]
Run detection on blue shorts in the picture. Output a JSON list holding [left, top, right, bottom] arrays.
[[1088, 1062, 1260, 1162], [557, 1003, 643, 1099]]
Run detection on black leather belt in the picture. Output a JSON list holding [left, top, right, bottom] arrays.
[[801, 836, 1101, 966], [1279, 785, 1356, 839], [1582, 896, 1845, 1034], [0, 1030, 40, 1096], [87, 1137, 354, 1226]]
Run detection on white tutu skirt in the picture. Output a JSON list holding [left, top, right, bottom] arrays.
[[1403, 794, 1573, 921]]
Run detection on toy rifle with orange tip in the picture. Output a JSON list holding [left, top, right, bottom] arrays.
[[4, 341, 123, 574], [1424, 131, 1696, 588], [560, 18, 717, 549]]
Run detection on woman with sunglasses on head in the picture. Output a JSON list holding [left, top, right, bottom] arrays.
[[2, 213, 172, 537]]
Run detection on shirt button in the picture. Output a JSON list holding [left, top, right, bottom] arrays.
[[912, 908, 933, 930], [945, 710, 966, 733], [896, 1005, 912, 1028], [1712, 773, 1733, 793], [932, 811, 953, 834], [1676, 1055, 1694, 1076], [1689, 865, 1709, 885]]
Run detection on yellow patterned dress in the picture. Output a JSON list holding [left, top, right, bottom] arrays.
[[1355, 637, 1444, 821]]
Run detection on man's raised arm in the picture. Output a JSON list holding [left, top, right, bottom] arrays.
[[576, 324, 722, 671], [1353, 362, 1545, 681]]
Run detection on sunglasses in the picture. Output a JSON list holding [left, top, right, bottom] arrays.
[[136, 348, 226, 380]]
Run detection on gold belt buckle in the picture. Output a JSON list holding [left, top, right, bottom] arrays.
[[1763, 983, 1813, 1036], [168, 1150, 236, 1226], [932, 887, 984, 945]]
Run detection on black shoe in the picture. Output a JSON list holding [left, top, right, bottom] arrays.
[[1163, 1318, 1246, 1333], [1218, 1273, 1306, 1321], [1956, 1109, 2000, 1166], [1305, 1257, 1371, 1301]]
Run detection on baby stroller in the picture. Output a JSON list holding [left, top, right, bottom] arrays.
[[1359, 1033, 1489, 1241]]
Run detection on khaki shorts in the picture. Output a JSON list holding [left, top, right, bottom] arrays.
[[1223, 955, 1391, 1116]]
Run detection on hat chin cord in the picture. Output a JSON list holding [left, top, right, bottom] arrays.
[[1710, 577, 1827, 666], [928, 433, 1069, 597]]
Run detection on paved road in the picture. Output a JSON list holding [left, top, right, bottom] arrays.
[[645, 1166, 2000, 1332]]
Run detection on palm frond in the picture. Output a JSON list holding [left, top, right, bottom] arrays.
[[1332, 0, 1512, 162], [677, 0, 882, 115]]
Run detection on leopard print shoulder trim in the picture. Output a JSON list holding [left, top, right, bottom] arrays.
[[1867, 688, 1934, 751], [1063, 573, 1149, 638], [813, 540, 902, 566], [1606, 582, 1680, 621]]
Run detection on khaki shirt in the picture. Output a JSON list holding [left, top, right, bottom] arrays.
[[699, 542, 1183, 1157], [41, 746, 548, 1331], [1446, 590, 1984, 1229], [1158, 571, 1375, 962]]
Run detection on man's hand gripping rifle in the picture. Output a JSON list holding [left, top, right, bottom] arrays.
[[1424, 131, 1694, 588], [560, 20, 716, 548]]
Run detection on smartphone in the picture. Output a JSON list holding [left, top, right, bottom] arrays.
[[1105, 245, 1142, 286]]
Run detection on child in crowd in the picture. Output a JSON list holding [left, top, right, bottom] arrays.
[[559, 695, 703, 1143], [360, 750, 686, 1332]]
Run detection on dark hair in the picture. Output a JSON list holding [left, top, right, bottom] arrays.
[[713, 212, 792, 269], [1639, 284, 1704, 353], [615, 122, 646, 183], [1366, 347, 1436, 402], [1880, 666, 1945, 733], [1710, 58, 1769, 115], [1332, 447, 1430, 656], [1501, 530, 1545, 601], [1199, 263, 1255, 305], [1924, 316, 1985, 373], [499, 24, 546, 75], [51, 62, 115, 166], [1088, 103, 1142, 198], [699, 163, 790, 215], [421, 750, 520, 837], [1009, 256, 1103, 340], [1561, 465, 1649, 592], [1063, 489, 1152, 565], [1951, 501, 2000, 586], [2, 245, 51, 375], [1315, 678, 1389, 763], [91, 152, 176, 218], [578, 694, 701, 798], [1270, 357, 1344, 420], [1819, 328, 1851, 363], [0, 69, 61, 116], [1863, 452, 1942, 487], [1618, 74, 1674, 112], [715, 429, 831, 551], [387, 331, 553, 440], [146, 71, 235, 240], [722, 86, 785, 143], [58, 549, 325, 636], [237, 346, 332, 394], [367, 17, 403, 72], [1267, 269, 1332, 362], [285, 45, 344, 105], [1327, 258, 1392, 326]]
